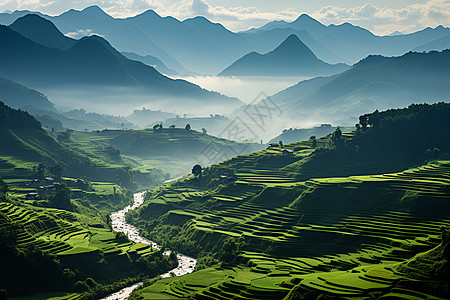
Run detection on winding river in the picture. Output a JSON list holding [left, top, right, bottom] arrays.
[[101, 191, 196, 300]]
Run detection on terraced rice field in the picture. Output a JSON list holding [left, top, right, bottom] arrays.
[[0, 200, 157, 258], [135, 147, 450, 299]]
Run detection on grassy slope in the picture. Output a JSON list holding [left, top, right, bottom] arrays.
[[0, 109, 164, 188], [128, 104, 450, 299], [69, 129, 264, 178]]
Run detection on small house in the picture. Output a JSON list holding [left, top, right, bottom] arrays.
[[282, 149, 294, 156]]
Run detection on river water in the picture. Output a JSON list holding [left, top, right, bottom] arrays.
[[101, 191, 196, 300]]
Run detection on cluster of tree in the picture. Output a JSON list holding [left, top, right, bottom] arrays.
[[0, 225, 76, 296], [0, 179, 7, 201], [330, 127, 344, 148], [34, 163, 64, 180], [153, 123, 163, 132], [354, 102, 450, 155], [309, 136, 317, 147], [0, 101, 42, 130], [57, 129, 73, 143], [192, 165, 202, 176], [103, 146, 121, 158], [218, 237, 243, 263], [47, 183, 72, 211]]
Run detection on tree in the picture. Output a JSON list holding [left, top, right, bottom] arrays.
[[0, 179, 8, 200], [50, 164, 63, 180], [57, 129, 73, 143], [331, 127, 343, 148], [218, 237, 238, 263], [49, 183, 72, 210], [202, 128, 207, 134], [153, 124, 160, 132], [0, 289, 7, 300], [333, 127, 342, 140], [309, 136, 317, 148], [36, 163, 46, 179], [192, 165, 202, 176], [433, 148, 441, 159], [185, 124, 191, 131], [359, 115, 369, 128]]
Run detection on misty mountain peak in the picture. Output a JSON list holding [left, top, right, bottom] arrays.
[[9, 13, 75, 50], [136, 9, 162, 19], [81, 5, 112, 20], [10, 13, 51, 28], [272, 34, 316, 58], [293, 14, 324, 27]]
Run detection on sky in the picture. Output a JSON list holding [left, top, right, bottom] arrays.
[[0, 0, 449, 35]]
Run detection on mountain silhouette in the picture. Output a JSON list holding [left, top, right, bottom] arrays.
[[0, 76, 55, 111], [413, 33, 450, 52], [242, 14, 450, 65], [2, 8, 450, 75], [9, 14, 76, 50], [121, 52, 178, 76], [0, 15, 241, 110], [219, 34, 349, 76], [268, 49, 450, 122]]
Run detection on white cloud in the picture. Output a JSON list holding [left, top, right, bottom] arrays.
[[312, 0, 450, 35], [65, 28, 104, 39], [1, 0, 449, 34], [191, 0, 208, 16]]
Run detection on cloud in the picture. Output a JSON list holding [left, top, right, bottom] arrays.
[[1, 0, 449, 34], [191, 0, 208, 16], [65, 28, 104, 39], [0, 0, 55, 10], [312, 0, 450, 35]]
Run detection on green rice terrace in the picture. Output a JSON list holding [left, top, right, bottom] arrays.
[[127, 104, 450, 299], [0, 177, 177, 299]]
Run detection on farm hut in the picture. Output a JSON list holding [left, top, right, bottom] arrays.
[[282, 149, 294, 156]]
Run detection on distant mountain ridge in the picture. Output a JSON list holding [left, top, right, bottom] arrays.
[[0, 76, 55, 111], [2, 7, 449, 75], [267, 49, 450, 124], [9, 13, 76, 50], [0, 14, 241, 111], [219, 34, 349, 76]]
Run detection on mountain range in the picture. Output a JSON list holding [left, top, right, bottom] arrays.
[[219, 34, 349, 77], [266, 49, 450, 124], [1, 7, 449, 75], [0, 14, 241, 113]]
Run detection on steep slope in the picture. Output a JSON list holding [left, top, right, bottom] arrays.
[[121, 51, 178, 76], [0, 76, 55, 111], [0, 101, 163, 187], [269, 49, 450, 123], [414, 33, 450, 52], [219, 34, 349, 76], [122, 10, 231, 74], [49, 6, 187, 74], [9, 13, 76, 50]]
